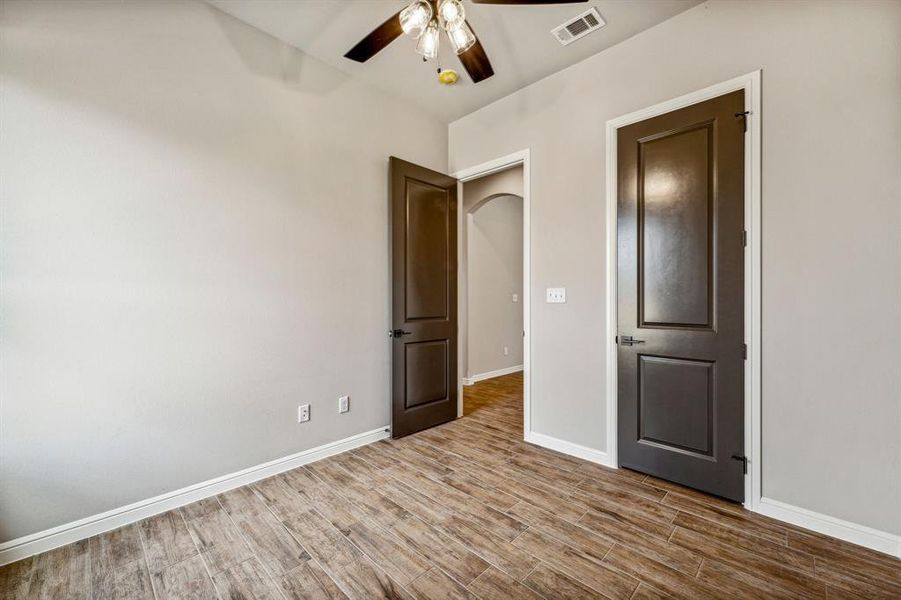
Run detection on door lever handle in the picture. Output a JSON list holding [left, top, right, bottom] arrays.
[[619, 335, 646, 346], [389, 329, 412, 338]]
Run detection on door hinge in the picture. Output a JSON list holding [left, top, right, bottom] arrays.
[[742, 343, 747, 359], [735, 110, 750, 132], [742, 230, 747, 247], [731, 454, 748, 474]]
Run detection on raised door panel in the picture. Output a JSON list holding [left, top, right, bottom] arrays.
[[405, 340, 449, 409], [638, 356, 714, 458], [639, 123, 713, 329], [405, 180, 450, 322]]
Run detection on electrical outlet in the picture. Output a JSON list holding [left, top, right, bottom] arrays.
[[512, 293, 519, 303], [338, 395, 349, 414], [298, 404, 310, 423], [504, 346, 509, 356]]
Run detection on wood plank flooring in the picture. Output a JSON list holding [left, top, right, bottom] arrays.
[[2, 372, 899, 598]]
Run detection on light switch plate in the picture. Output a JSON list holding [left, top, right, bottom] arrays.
[[546, 287, 566, 303]]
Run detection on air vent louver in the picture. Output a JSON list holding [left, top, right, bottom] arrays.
[[551, 7, 605, 46]]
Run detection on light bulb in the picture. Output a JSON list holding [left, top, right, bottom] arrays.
[[447, 21, 476, 55], [399, 1, 432, 39], [416, 21, 440, 59], [438, 0, 466, 31]]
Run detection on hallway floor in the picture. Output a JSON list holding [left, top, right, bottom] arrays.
[[2, 372, 899, 599]]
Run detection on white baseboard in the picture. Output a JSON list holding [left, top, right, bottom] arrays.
[[756, 497, 901, 558], [462, 365, 523, 386], [525, 431, 614, 468], [0, 426, 390, 567]]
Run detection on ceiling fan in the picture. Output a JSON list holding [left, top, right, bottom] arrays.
[[344, 0, 588, 84]]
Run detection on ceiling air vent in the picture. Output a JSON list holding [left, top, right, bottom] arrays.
[[551, 7, 605, 46]]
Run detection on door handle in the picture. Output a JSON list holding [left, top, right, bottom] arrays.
[[389, 329, 412, 338], [619, 335, 646, 346]]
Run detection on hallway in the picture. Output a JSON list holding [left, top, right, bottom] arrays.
[[463, 371, 523, 418]]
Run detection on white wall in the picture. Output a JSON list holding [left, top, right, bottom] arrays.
[[467, 195, 524, 377], [0, 0, 446, 542], [449, 0, 901, 535]]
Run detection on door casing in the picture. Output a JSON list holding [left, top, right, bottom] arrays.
[[605, 71, 762, 509], [451, 150, 531, 437]]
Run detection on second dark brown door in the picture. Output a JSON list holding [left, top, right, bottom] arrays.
[[390, 157, 458, 438], [617, 91, 746, 502]]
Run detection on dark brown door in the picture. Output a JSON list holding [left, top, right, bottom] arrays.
[[390, 157, 458, 438], [617, 91, 745, 501]]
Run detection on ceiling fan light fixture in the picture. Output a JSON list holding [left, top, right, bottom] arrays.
[[399, 1, 432, 39], [438, 0, 466, 31], [447, 21, 476, 55], [416, 21, 441, 59]]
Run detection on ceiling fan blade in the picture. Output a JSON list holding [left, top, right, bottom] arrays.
[[471, 0, 588, 4], [344, 10, 404, 63], [458, 22, 494, 83]]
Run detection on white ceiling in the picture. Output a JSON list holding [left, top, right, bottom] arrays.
[[208, 0, 701, 122]]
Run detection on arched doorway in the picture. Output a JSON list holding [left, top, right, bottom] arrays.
[[458, 163, 526, 426], [465, 193, 524, 388]]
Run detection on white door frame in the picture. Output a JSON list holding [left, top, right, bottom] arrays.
[[452, 149, 531, 437], [605, 71, 762, 509]]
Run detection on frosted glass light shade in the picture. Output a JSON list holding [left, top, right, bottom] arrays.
[[438, 0, 466, 31], [400, 1, 432, 39], [416, 21, 440, 59], [447, 21, 476, 55]]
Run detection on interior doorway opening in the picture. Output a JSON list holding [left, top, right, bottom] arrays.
[[388, 151, 528, 439], [455, 157, 528, 432]]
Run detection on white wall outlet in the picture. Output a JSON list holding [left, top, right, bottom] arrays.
[[338, 395, 349, 414], [546, 287, 566, 303], [504, 345, 509, 356], [512, 293, 519, 303], [298, 404, 310, 423]]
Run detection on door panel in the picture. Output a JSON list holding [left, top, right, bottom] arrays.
[[405, 179, 450, 321], [639, 356, 714, 457], [617, 91, 745, 502], [391, 157, 458, 438], [404, 340, 449, 409], [639, 123, 713, 328]]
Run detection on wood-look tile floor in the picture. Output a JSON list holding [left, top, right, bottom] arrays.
[[3, 371, 900, 599]]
